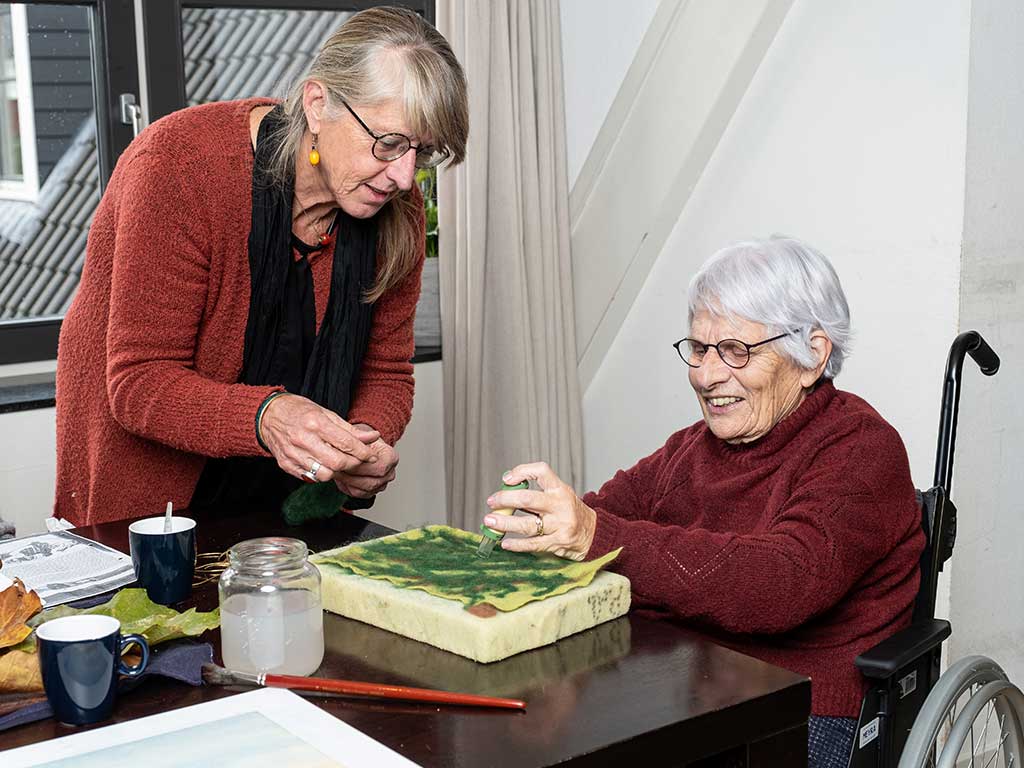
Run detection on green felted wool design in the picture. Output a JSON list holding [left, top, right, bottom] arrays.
[[281, 482, 350, 526], [312, 525, 622, 612]]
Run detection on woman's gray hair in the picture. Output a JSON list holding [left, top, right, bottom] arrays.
[[687, 236, 852, 379], [268, 7, 468, 180], [266, 7, 468, 302]]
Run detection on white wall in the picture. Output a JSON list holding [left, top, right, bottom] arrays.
[[949, 0, 1024, 683], [564, 0, 1024, 682], [0, 361, 445, 536], [0, 407, 56, 537], [559, 0, 660, 188], [568, 0, 969, 497], [369, 360, 447, 531], [0, 360, 58, 537]]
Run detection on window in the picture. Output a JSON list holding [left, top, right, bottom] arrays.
[[0, 4, 39, 201], [0, 2, 101, 352], [0, 0, 137, 364], [180, 7, 352, 106], [0, 0, 435, 366], [414, 167, 439, 353]]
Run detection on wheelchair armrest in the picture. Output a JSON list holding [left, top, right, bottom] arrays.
[[855, 619, 951, 680]]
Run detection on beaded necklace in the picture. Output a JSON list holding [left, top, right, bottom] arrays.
[[295, 202, 339, 251]]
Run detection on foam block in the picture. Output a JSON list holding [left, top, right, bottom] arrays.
[[316, 540, 630, 663]]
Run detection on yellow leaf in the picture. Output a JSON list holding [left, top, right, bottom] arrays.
[[0, 649, 43, 692], [0, 579, 42, 650]]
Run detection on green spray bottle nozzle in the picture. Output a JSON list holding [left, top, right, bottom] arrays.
[[476, 478, 529, 558]]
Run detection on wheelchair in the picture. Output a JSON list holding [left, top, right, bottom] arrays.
[[846, 331, 1024, 768]]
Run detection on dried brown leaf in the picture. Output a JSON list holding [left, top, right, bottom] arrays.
[[0, 578, 42, 650], [0, 649, 43, 692]]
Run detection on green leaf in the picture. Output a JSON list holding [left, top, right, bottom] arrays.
[[2, 591, 219, 693], [26, 589, 219, 649], [9, 634, 35, 654]]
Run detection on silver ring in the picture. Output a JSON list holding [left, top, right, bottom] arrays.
[[309, 460, 322, 478], [534, 515, 544, 537]]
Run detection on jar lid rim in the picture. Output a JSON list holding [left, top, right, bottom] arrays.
[[228, 536, 309, 563]]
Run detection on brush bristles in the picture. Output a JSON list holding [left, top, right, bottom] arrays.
[[201, 663, 260, 687]]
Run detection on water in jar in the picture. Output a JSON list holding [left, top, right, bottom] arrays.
[[220, 588, 324, 676]]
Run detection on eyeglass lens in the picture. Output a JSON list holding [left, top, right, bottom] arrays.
[[372, 134, 447, 168], [681, 339, 751, 368]]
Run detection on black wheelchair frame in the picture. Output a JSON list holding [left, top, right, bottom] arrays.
[[847, 331, 1000, 768]]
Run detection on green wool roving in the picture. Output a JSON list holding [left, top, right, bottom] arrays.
[[312, 526, 623, 612], [281, 482, 351, 526]]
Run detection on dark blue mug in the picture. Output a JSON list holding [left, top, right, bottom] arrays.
[[36, 615, 149, 725], [129, 515, 197, 605]]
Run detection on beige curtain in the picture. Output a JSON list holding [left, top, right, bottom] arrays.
[[436, 0, 583, 530]]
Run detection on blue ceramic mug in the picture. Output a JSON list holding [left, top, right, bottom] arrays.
[[129, 515, 197, 605], [36, 614, 149, 725]]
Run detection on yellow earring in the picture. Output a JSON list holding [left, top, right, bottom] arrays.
[[309, 134, 320, 166]]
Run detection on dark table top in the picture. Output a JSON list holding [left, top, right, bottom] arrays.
[[4, 508, 810, 766]]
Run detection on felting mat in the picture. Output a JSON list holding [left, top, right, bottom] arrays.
[[312, 525, 630, 663]]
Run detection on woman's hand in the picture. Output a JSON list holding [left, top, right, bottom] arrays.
[[483, 462, 597, 561], [333, 424, 399, 499], [259, 394, 380, 484]]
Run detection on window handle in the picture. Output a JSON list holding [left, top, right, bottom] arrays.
[[119, 93, 142, 138]]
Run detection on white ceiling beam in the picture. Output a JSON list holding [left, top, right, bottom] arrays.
[[571, 0, 795, 389]]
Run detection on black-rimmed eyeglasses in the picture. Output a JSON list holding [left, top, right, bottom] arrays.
[[672, 333, 790, 369], [340, 99, 448, 169]]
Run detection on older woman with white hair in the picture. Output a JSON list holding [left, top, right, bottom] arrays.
[[483, 236, 925, 768]]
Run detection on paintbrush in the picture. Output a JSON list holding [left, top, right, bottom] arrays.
[[201, 664, 526, 711]]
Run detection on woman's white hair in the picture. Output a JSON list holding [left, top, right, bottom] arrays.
[[687, 236, 851, 379]]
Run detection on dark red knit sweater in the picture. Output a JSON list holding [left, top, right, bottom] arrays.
[[585, 381, 925, 717], [55, 99, 424, 526]]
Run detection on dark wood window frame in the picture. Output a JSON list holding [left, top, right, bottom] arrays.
[[0, 0, 137, 365]]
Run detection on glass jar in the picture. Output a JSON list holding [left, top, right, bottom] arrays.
[[218, 537, 324, 676]]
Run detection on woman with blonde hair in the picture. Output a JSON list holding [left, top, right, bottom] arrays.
[[55, 7, 468, 525]]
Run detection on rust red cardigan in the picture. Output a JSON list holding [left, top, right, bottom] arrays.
[[55, 99, 423, 525], [585, 381, 925, 717]]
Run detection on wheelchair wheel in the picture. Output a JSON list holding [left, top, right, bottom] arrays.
[[935, 678, 1024, 768], [898, 655, 1024, 768]]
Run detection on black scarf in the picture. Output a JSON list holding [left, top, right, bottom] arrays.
[[192, 106, 377, 510]]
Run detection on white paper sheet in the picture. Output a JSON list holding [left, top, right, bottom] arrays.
[[0, 688, 421, 768], [0, 531, 135, 606]]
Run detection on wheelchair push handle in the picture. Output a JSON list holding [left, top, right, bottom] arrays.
[[933, 331, 1000, 493], [964, 333, 999, 376]]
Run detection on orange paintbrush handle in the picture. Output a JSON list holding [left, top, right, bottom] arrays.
[[263, 673, 526, 710]]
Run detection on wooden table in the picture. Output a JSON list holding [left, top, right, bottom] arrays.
[[4, 509, 810, 766]]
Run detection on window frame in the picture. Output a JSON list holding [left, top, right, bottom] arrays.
[[140, 0, 435, 125], [0, 0, 138, 365], [0, 3, 41, 202]]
